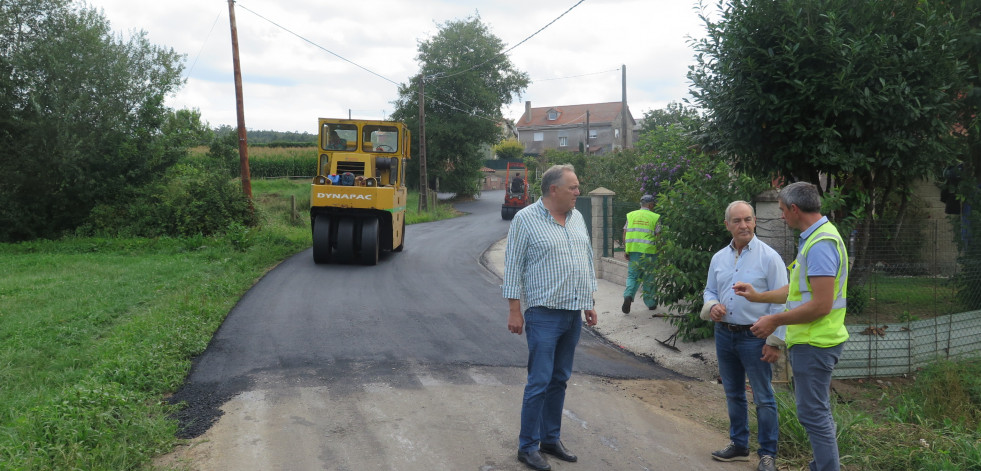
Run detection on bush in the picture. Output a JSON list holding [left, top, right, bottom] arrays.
[[644, 159, 770, 341], [80, 161, 257, 238]]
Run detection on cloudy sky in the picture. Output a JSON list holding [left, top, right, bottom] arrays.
[[86, 0, 711, 133]]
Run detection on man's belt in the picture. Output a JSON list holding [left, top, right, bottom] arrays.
[[720, 322, 752, 332]]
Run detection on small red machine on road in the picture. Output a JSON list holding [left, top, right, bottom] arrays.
[[501, 162, 529, 220]]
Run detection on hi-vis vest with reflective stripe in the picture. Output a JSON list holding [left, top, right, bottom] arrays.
[[786, 221, 849, 348], [624, 209, 660, 254]]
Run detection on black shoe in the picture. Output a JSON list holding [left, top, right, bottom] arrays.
[[621, 297, 632, 313], [711, 442, 750, 462], [517, 450, 551, 471], [540, 440, 578, 462]]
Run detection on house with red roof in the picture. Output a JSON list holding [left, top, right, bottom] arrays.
[[515, 101, 636, 155]]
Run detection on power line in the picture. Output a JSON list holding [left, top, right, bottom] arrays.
[[235, 1, 400, 87], [185, 7, 223, 80], [536, 67, 620, 82], [231, 2, 501, 122], [429, 0, 586, 82], [231, 1, 600, 125]]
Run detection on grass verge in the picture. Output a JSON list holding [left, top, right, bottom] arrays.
[[0, 178, 456, 470], [770, 359, 981, 470]]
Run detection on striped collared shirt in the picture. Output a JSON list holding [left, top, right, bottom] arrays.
[[502, 198, 597, 310]]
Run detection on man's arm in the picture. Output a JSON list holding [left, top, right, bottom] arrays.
[[622, 227, 629, 261], [583, 308, 597, 326], [702, 253, 722, 322], [760, 344, 781, 363], [507, 298, 524, 335], [750, 276, 835, 338], [733, 282, 789, 304], [503, 217, 527, 334]]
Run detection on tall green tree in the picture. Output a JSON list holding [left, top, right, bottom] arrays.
[[689, 0, 965, 221], [391, 15, 529, 196], [639, 101, 701, 134], [0, 0, 184, 241]]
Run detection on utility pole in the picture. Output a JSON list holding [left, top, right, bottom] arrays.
[[621, 64, 628, 151], [228, 0, 251, 198], [417, 75, 429, 212], [585, 110, 590, 154]]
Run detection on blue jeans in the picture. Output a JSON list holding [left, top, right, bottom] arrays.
[[519, 306, 582, 452], [715, 324, 778, 457], [623, 253, 657, 308], [788, 343, 844, 471]]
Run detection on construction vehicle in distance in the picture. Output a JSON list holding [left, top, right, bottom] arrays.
[[310, 118, 410, 265], [501, 161, 529, 220]]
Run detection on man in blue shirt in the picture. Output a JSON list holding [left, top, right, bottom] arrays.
[[703, 200, 787, 471], [503, 164, 598, 471]]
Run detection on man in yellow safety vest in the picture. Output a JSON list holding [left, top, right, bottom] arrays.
[[621, 194, 661, 313], [734, 181, 849, 471]]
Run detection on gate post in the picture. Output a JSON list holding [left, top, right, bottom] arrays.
[[588, 187, 616, 262], [755, 189, 793, 264]]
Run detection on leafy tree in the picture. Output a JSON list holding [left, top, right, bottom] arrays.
[[688, 0, 969, 286], [0, 0, 185, 241], [162, 108, 213, 150], [689, 0, 965, 217], [391, 15, 529, 196], [493, 138, 525, 161], [639, 102, 701, 134], [947, 0, 981, 186]]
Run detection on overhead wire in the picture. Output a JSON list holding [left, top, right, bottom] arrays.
[[230, 0, 608, 124], [536, 67, 620, 82], [427, 0, 587, 81], [235, 1, 401, 87], [184, 7, 223, 80]]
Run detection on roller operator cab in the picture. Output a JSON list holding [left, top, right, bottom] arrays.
[[311, 118, 410, 265]]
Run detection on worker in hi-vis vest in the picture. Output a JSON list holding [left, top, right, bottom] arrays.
[[733, 181, 849, 471], [621, 194, 661, 313]]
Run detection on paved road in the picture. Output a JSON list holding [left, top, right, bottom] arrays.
[[163, 190, 724, 470]]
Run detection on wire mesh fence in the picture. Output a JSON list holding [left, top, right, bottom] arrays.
[[605, 203, 981, 378], [756, 218, 980, 378]]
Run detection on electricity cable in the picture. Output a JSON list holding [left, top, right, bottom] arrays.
[[428, 0, 586, 81], [235, 1, 401, 87], [184, 7, 223, 80]]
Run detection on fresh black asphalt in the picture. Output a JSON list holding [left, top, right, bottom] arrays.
[[167, 190, 684, 438]]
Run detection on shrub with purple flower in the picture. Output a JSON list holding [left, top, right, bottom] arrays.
[[635, 152, 693, 198]]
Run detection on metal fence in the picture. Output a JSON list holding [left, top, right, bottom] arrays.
[[607, 203, 981, 378], [759, 219, 981, 378]]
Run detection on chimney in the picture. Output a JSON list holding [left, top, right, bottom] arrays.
[[525, 101, 531, 124]]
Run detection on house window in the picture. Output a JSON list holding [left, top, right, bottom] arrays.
[[547, 110, 558, 120], [559, 136, 567, 147], [533, 132, 544, 142], [615, 128, 620, 138], [588, 129, 597, 139]]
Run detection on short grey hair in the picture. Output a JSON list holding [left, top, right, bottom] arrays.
[[541, 164, 575, 195], [779, 181, 822, 213], [724, 200, 755, 221]]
